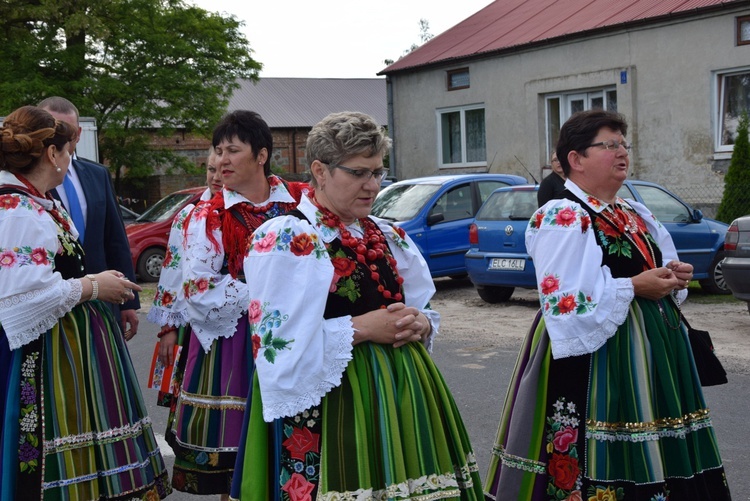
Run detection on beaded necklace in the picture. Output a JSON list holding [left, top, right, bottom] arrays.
[[311, 193, 404, 302]]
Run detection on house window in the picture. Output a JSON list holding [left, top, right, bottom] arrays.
[[437, 105, 486, 167], [737, 16, 750, 46], [545, 88, 617, 158], [717, 68, 750, 150], [447, 68, 470, 90]]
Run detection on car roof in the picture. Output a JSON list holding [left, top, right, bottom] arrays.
[[390, 174, 527, 186], [172, 186, 205, 195]]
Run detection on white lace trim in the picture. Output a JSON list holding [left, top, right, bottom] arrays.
[[422, 309, 440, 354], [317, 453, 478, 500], [146, 306, 189, 328], [550, 279, 633, 359], [0, 279, 80, 350], [188, 280, 246, 352], [262, 316, 354, 422], [44, 417, 153, 453]]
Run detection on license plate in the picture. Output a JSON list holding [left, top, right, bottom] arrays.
[[489, 258, 525, 271]]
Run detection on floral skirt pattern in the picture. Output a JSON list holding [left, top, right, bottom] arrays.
[[168, 315, 252, 495], [484, 299, 732, 501], [0, 300, 170, 500], [231, 340, 484, 500]]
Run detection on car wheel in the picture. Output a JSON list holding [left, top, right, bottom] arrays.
[[137, 247, 165, 282], [698, 251, 731, 295], [476, 285, 514, 303]]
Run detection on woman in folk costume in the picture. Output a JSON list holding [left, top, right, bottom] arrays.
[[484, 110, 730, 500], [0, 106, 170, 499], [148, 110, 306, 498], [231, 111, 484, 500]]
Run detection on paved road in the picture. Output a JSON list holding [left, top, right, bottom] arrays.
[[129, 291, 749, 500]]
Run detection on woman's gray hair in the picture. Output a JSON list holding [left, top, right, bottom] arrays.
[[306, 111, 391, 187]]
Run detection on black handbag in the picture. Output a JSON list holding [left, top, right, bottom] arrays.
[[682, 314, 728, 386]]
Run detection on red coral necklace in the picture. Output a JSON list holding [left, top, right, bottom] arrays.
[[311, 192, 404, 302]]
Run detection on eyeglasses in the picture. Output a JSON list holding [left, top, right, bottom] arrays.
[[325, 163, 389, 182], [587, 139, 632, 152]]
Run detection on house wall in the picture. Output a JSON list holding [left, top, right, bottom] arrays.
[[388, 6, 750, 203]]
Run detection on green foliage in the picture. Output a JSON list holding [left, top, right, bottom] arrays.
[[0, 0, 261, 187], [717, 112, 750, 223]]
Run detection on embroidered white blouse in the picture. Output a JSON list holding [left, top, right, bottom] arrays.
[[0, 171, 82, 350], [243, 194, 440, 422], [529, 180, 687, 360], [147, 188, 211, 330], [155, 180, 298, 352]]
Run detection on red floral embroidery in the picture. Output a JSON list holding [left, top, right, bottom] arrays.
[[581, 214, 591, 233], [553, 426, 578, 452], [595, 218, 620, 238], [282, 426, 320, 461], [195, 277, 210, 293], [254, 232, 277, 253], [534, 211, 544, 228], [540, 274, 560, 295], [566, 490, 583, 501], [586, 196, 602, 208], [549, 453, 580, 490], [331, 256, 356, 277], [555, 207, 577, 227], [248, 299, 262, 324], [557, 294, 577, 314], [251, 334, 261, 360], [161, 291, 174, 307], [281, 473, 315, 501], [290, 233, 315, 256], [163, 249, 173, 267], [30, 248, 49, 266], [0, 194, 19, 210], [394, 226, 406, 239], [0, 250, 17, 267]]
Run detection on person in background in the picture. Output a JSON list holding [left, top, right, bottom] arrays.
[[149, 111, 306, 498], [148, 147, 221, 425], [484, 110, 731, 500], [231, 111, 484, 500], [0, 106, 170, 499], [38, 96, 141, 341], [536, 151, 566, 207]]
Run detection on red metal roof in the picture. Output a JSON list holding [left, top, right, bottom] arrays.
[[380, 0, 746, 74]]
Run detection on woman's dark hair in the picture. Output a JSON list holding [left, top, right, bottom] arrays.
[[0, 106, 76, 175], [212, 110, 273, 176], [556, 110, 628, 176]]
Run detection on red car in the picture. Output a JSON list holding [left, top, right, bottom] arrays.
[[126, 187, 205, 282]]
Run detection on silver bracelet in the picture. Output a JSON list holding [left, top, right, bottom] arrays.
[[86, 274, 99, 301]]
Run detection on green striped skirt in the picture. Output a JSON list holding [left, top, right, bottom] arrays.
[[484, 298, 731, 500], [232, 340, 484, 500], [0, 300, 170, 500]]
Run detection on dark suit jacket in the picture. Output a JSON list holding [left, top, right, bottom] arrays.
[[53, 157, 140, 310]]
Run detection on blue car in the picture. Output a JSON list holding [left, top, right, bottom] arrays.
[[465, 181, 730, 303], [371, 174, 528, 277]]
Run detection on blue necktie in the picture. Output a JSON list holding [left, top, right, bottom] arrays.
[[63, 174, 85, 243]]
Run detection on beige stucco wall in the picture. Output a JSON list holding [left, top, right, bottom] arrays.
[[387, 6, 750, 203]]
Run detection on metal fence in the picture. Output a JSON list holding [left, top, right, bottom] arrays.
[[669, 184, 726, 220]]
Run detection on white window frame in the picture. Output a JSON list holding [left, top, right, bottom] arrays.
[[436, 104, 486, 168], [714, 66, 750, 154], [545, 87, 617, 159]]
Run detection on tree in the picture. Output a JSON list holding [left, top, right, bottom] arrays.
[[384, 19, 434, 66], [716, 112, 750, 223], [0, 0, 261, 189]]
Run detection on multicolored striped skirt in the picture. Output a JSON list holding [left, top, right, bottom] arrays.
[[231, 340, 484, 500], [0, 300, 170, 500], [484, 298, 731, 500], [167, 314, 252, 495]]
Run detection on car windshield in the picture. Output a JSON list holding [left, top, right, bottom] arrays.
[[135, 193, 194, 223], [371, 184, 441, 221], [477, 190, 538, 221]]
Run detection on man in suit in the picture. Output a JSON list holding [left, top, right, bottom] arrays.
[[39, 97, 140, 340]]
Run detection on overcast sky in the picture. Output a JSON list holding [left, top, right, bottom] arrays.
[[189, 0, 494, 79]]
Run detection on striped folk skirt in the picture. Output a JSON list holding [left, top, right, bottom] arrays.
[[484, 299, 731, 501], [231, 340, 484, 500], [0, 300, 170, 500], [167, 314, 252, 495]]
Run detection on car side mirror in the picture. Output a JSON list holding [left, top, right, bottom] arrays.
[[427, 212, 445, 226], [692, 209, 704, 222]]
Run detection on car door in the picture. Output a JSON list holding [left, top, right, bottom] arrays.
[[422, 183, 476, 276]]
